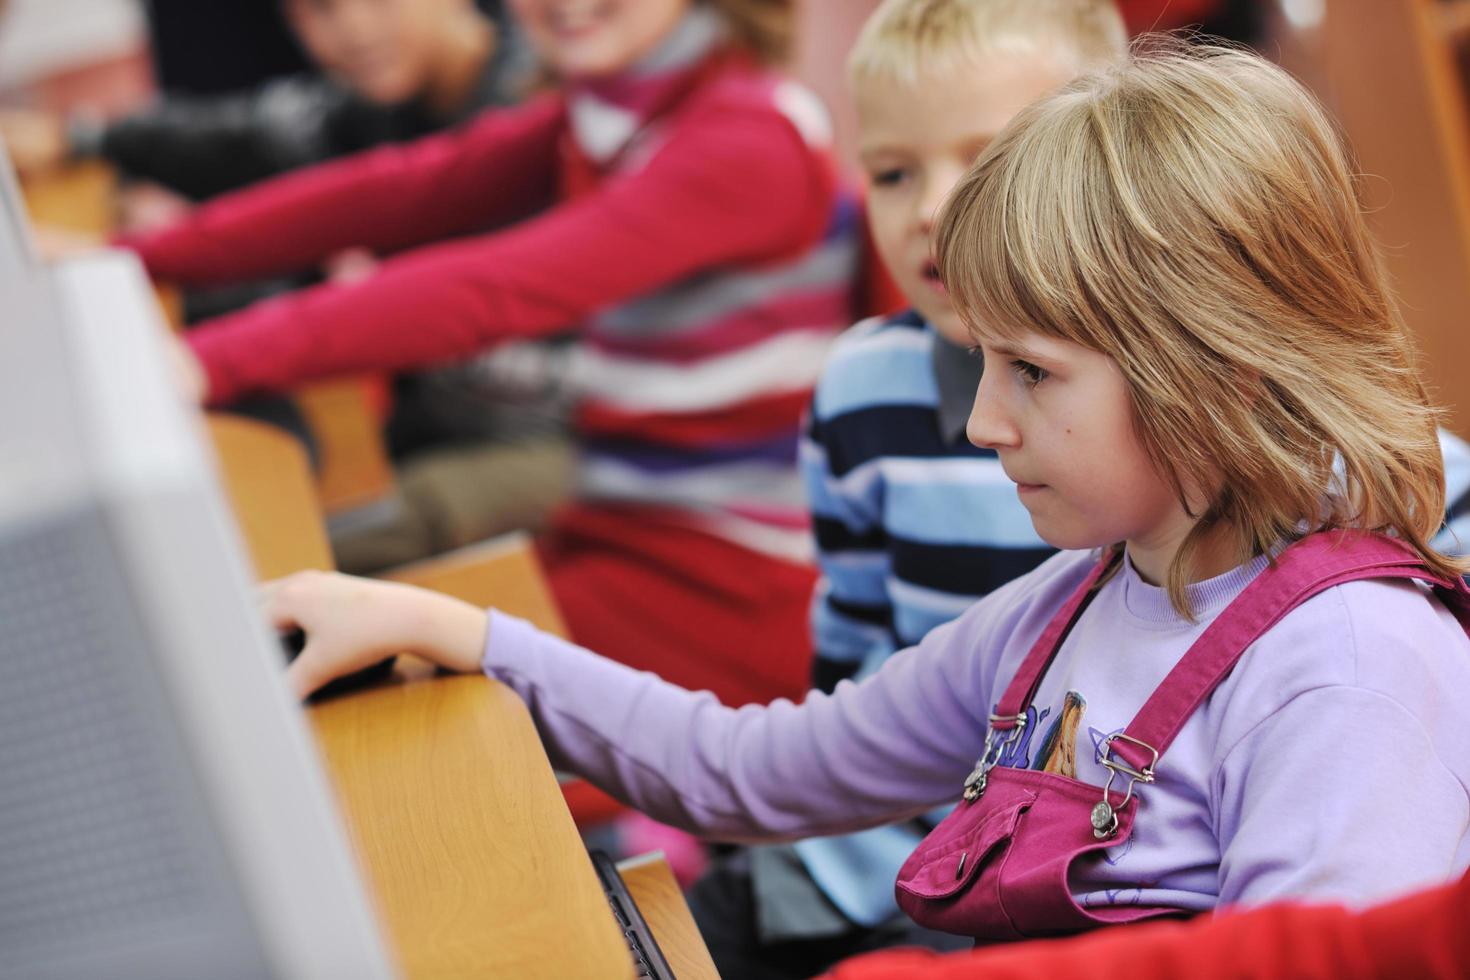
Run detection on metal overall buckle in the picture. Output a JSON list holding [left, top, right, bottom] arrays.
[[1092, 733, 1159, 840], [962, 713, 1027, 802]]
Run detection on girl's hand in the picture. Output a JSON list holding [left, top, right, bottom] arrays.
[[260, 571, 489, 699]]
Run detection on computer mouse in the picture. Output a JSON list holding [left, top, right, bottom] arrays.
[[277, 628, 396, 700]]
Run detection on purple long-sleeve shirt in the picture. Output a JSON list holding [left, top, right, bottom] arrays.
[[482, 549, 1470, 913]]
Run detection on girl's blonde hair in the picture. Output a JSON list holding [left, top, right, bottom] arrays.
[[709, 0, 794, 64], [936, 42, 1468, 614], [848, 0, 1128, 90]]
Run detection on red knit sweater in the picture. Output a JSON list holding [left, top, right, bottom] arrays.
[[825, 871, 1470, 980], [123, 66, 837, 408]]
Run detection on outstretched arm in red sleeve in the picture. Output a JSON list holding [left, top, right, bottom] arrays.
[[182, 101, 833, 405], [822, 872, 1470, 980], [120, 96, 566, 286]]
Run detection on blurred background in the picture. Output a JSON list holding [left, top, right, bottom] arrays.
[[1, 0, 1464, 436]]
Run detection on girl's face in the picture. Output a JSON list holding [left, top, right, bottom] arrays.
[[966, 328, 1200, 575], [511, 0, 693, 78]]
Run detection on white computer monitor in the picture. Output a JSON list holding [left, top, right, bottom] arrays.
[[0, 189, 396, 976], [0, 134, 38, 270]]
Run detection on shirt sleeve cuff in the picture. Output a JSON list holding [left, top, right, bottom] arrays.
[[482, 608, 544, 680]]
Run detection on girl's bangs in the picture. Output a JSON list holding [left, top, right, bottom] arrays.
[[935, 108, 1109, 352]]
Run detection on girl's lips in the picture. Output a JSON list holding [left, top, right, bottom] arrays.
[[1016, 482, 1046, 493]]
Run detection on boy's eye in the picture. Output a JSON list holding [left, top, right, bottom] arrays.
[[869, 168, 909, 188], [1011, 359, 1048, 386]]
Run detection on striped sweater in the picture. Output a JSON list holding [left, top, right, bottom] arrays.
[[801, 310, 1055, 689], [790, 309, 1057, 927], [125, 47, 857, 560]]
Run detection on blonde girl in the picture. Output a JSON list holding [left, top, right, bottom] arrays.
[[267, 44, 1470, 938]]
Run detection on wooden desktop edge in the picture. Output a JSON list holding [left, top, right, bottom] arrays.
[[308, 668, 636, 979], [619, 854, 722, 980]]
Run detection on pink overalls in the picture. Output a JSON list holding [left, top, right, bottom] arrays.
[[895, 531, 1470, 940]]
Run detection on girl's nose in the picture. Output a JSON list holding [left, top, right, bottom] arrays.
[[966, 363, 1020, 450]]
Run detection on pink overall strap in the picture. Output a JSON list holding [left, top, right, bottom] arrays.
[[1110, 530, 1470, 774], [991, 549, 1123, 729]]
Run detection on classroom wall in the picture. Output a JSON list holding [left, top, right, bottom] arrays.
[[0, 0, 143, 89]]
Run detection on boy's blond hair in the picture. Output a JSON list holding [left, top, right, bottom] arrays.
[[848, 0, 1127, 89], [936, 43, 1468, 614]]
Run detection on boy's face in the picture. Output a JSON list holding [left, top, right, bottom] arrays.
[[856, 52, 1076, 346], [284, 0, 463, 105], [511, 0, 692, 78]]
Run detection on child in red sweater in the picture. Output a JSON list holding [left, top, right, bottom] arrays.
[[124, 0, 858, 708]]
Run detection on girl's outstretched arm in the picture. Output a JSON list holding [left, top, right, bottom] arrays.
[[262, 569, 1012, 842]]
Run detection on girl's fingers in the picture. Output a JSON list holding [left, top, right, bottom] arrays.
[[258, 582, 304, 632], [284, 641, 331, 700], [257, 570, 327, 631]]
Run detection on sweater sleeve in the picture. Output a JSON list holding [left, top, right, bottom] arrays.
[[1212, 685, 1470, 908], [178, 99, 835, 405], [821, 872, 1470, 980], [121, 95, 566, 285], [479, 608, 987, 843], [94, 76, 351, 199]]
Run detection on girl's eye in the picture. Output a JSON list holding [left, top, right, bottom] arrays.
[[1011, 359, 1048, 386], [870, 168, 909, 188]]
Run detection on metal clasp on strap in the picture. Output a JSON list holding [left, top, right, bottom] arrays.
[[961, 713, 1027, 802], [1091, 733, 1159, 839]]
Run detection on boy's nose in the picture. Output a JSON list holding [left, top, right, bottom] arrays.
[[917, 195, 944, 236]]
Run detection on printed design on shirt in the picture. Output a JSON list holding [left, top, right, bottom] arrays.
[[1082, 886, 1143, 908], [1032, 691, 1088, 778], [993, 700, 1141, 884], [994, 704, 1048, 770], [1089, 725, 1127, 767]]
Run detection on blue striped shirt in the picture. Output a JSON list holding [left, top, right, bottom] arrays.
[[1437, 429, 1470, 559], [801, 310, 1054, 690], [794, 310, 1055, 927]]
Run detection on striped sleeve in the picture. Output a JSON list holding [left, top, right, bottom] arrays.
[[1438, 428, 1470, 559], [802, 353, 897, 692]]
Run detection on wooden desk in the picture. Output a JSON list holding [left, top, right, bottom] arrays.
[[311, 675, 632, 979], [207, 413, 335, 579], [621, 856, 721, 980], [19, 160, 115, 235], [203, 415, 632, 977]]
